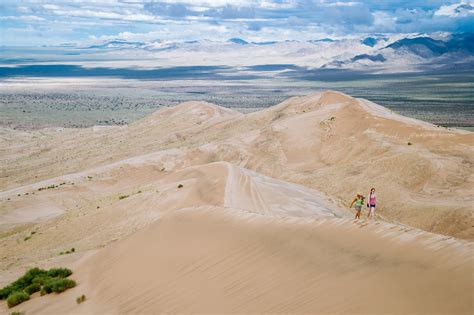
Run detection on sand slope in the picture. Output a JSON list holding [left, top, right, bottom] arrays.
[[10, 206, 472, 314]]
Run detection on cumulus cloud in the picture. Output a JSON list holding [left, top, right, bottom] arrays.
[[435, 1, 474, 17]]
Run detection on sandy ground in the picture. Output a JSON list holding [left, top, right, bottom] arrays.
[[0, 91, 473, 314]]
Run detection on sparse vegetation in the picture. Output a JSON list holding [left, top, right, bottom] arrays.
[[118, 195, 129, 200], [59, 248, 76, 255], [0, 267, 75, 308], [38, 184, 61, 191], [408, 142, 412, 145], [23, 236, 31, 241], [11, 311, 25, 315], [178, 184, 183, 188], [76, 294, 86, 304]]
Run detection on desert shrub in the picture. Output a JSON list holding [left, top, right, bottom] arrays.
[[0, 268, 48, 299], [47, 268, 72, 278], [7, 291, 29, 308], [118, 195, 129, 200], [32, 274, 50, 286], [43, 278, 76, 294], [1, 267, 75, 307], [42, 280, 54, 294], [407, 142, 412, 145], [178, 184, 183, 188], [76, 294, 86, 304], [71, 248, 75, 253], [11, 311, 25, 315], [23, 236, 31, 241], [24, 283, 41, 295]]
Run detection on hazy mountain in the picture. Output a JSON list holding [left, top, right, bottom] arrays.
[[228, 38, 249, 45], [5, 33, 473, 74]]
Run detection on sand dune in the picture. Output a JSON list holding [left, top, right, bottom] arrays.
[[1, 91, 473, 313], [9, 206, 472, 314]]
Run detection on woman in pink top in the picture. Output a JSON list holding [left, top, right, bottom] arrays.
[[367, 188, 376, 219]]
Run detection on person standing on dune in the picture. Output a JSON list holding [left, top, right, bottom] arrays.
[[367, 188, 377, 220], [350, 193, 365, 220]]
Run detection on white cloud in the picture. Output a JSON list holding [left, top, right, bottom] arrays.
[[434, 1, 474, 17], [0, 15, 45, 21]]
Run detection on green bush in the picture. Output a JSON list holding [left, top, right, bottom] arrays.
[[0, 267, 75, 307], [24, 283, 41, 295], [43, 278, 76, 294], [0, 268, 48, 299], [47, 268, 72, 278], [7, 291, 29, 308], [42, 280, 54, 294], [11, 311, 25, 315], [32, 274, 50, 286]]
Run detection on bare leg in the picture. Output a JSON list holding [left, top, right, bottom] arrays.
[[368, 207, 374, 219]]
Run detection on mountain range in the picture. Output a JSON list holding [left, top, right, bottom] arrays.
[[1, 33, 472, 74], [67, 33, 474, 73]]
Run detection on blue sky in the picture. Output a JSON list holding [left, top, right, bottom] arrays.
[[0, 0, 473, 46]]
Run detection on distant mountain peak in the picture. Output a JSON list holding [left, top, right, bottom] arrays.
[[361, 37, 387, 47], [309, 38, 335, 43], [228, 38, 249, 45]]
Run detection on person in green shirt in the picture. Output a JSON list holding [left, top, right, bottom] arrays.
[[350, 192, 365, 220]]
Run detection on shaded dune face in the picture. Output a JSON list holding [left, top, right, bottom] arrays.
[[1, 91, 473, 314]]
